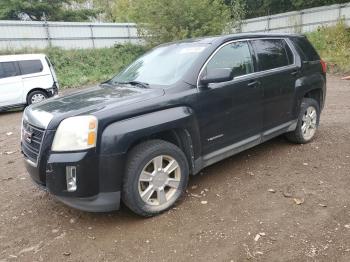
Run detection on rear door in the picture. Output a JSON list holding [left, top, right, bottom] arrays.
[[250, 38, 298, 132], [0, 61, 23, 107]]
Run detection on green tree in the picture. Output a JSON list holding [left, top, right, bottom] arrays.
[[93, 0, 116, 22], [226, 0, 350, 18], [0, 0, 98, 21], [110, 0, 244, 46], [290, 0, 349, 10]]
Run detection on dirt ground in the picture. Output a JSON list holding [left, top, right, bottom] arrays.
[[0, 76, 349, 262]]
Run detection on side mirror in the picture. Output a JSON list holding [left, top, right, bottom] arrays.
[[199, 68, 233, 86]]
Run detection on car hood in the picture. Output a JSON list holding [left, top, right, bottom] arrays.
[[23, 84, 165, 129]]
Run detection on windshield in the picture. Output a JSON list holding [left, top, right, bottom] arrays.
[[111, 43, 209, 86]]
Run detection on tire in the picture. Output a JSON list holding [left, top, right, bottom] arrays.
[[27, 90, 48, 105], [122, 140, 189, 217], [286, 98, 320, 144]]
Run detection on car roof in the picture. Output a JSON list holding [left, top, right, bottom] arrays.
[[169, 32, 304, 45], [222, 32, 302, 40], [0, 54, 47, 62]]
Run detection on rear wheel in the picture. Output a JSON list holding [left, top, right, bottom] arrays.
[[286, 98, 320, 144], [122, 140, 189, 217], [27, 90, 48, 105]]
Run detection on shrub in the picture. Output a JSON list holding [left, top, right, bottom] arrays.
[[307, 21, 350, 73], [1, 44, 147, 88]]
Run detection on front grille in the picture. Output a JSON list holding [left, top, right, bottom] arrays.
[[21, 121, 45, 164]]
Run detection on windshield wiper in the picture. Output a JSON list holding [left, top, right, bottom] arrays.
[[122, 81, 150, 89], [107, 80, 150, 89], [108, 81, 149, 88]]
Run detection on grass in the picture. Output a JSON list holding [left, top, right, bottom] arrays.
[[1, 44, 148, 88], [307, 21, 350, 74]]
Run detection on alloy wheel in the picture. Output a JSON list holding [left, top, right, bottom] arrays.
[[31, 94, 46, 104], [301, 106, 317, 140], [138, 155, 181, 206]]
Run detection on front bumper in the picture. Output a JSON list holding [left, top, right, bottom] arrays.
[[23, 149, 122, 212], [56, 192, 120, 212]]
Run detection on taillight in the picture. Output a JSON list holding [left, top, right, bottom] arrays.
[[320, 60, 327, 74]]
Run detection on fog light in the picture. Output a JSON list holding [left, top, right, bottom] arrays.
[[66, 166, 77, 192]]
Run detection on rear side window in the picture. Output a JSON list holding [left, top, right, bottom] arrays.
[[0, 62, 19, 79], [290, 36, 320, 61], [207, 41, 254, 78], [251, 39, 293, 71], [19, 60, 43, 75]]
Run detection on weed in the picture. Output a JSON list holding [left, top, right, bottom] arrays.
[[0, 44, 147, 88], [307, 20, 350, 73]]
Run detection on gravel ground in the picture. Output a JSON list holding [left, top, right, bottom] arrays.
[[0, 76, 349, 262]]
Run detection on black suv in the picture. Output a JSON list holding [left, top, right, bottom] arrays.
[[21, 33, 326, 216]]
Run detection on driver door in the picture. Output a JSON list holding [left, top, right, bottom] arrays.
[[195, 41, 263, 155]]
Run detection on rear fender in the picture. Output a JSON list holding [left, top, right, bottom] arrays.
[[294, 73, 326, 117]]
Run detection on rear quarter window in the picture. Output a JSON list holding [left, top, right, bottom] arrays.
[[290, 37, 320, 61], [250, 39, 293, 72], [19, 60, 43, 75]]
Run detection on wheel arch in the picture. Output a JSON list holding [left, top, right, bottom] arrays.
[[26, 88, 49, 104], [128, 129, 196, 174], [303, 88, 323, 109], [294, 73, 326, 118]]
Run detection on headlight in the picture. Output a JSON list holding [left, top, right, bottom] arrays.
[[52, 116, 98, 152]]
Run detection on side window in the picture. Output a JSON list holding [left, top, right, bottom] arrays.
[[0, 62, 19, 79], [19, 60, 43, 75], [207, 41, 254, 78], [251, 39, 293, 71]]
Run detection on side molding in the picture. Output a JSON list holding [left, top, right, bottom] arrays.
[[194, 120, 297, 174]]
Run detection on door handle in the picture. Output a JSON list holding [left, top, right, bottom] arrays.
[[247, 80, 260, 87]]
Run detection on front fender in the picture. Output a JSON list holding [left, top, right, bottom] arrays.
[[99, 106, 200, 156]]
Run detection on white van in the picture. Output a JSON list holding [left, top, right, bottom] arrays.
[[0, 54, 59, 111]]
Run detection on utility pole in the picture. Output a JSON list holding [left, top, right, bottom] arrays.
[[43, 12, 52, 48]]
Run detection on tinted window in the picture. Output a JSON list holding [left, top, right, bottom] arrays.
[[290, 36, 320, 61], [251, 39, 292, 71], [207, 41, 254, 77], [19, 60, 43, 75], [0, 62, 19, 79]]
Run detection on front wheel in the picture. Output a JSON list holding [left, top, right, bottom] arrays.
[[122, 140, 189, 217], [286, 98, 320, 144]]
